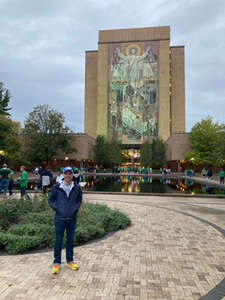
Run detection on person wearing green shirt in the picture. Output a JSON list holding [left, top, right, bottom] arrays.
[[219, 169, 225, 184], [19, 166, 29, 198], [8, 169, 15, 196], [0, 163, 11, 194]]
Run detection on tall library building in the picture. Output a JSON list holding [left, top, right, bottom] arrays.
[[83, 26, 190, 169]]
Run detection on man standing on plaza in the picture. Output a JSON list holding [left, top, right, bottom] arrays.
[[48, 166, 82, 274]]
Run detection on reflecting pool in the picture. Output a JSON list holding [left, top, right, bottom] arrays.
[[84, 176, 225, 195]]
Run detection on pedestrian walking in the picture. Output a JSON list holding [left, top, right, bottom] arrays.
[[41, 166, 53, 193], [19, 166, 29, 198], [48, 166, 82, 274], [206, 169, 213, 181], [8, 169, 15, 196], [219, 169, 225, 184], [0, 163, 11, 195]]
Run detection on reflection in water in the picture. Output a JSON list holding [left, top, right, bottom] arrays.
[[17, 176, 225, 195], [84, 176, 224, 194]]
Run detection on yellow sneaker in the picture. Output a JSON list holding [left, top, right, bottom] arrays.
[[66, 261, 79, 270], [51, 264, 60, 274]]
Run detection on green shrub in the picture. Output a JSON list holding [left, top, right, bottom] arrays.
[[84, 203, 131, 231], [0, 197, 33, 229], [7, 222, 53, 237], [21, 211, 54, 225], [0, 222, 54, 254], [0, 233, 43, 254], [32, 194, 51, 212], [75, 223, 105, 244], [0, 199, 131, 254]]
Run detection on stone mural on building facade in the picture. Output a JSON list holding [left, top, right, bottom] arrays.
[[108, 41, 158, 143]]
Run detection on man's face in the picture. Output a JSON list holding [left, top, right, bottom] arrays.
[[63, 171, 73, 183]]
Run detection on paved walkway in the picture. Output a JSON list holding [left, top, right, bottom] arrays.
[[1, 194, 225, 299]]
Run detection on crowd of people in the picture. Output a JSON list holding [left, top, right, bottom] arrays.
[[0, 164, 225, 199], [0, 164, 85, 199], [0, 164, 29, 199]]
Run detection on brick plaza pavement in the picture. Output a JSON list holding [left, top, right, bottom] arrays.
[[1, 193, 225, 299]]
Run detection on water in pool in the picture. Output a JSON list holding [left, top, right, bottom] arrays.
[[84, 176, 225, 195]]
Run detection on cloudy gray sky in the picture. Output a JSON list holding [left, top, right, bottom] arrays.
[[0, 0, 224, 133]]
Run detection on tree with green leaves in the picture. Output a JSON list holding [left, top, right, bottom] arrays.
[[0, 83, 23, 165], [152, 138, 166, 168], [0, 116, 23, 165], [185, 116, 225, 166], [93, 135, 124, 168], [140, 141, 152, 167], [107, 139, 124, 167], [93, 135, 109, 167], [0, 82, 11, 116], [140, 138, 165, 168], [23, 104, 76, 164]]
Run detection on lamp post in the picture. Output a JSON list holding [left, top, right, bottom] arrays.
[[0, 150, 5, 165]]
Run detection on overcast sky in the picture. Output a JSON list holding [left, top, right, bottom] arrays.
[[0, 0, 224, 133]]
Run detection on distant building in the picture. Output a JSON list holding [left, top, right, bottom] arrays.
[[84, 26, 187, 168], [85, 26, 185, 143], [56, 26, 188, 169]]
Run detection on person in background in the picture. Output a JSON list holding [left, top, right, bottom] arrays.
[[219, 169, 225, 184], [8, 168, 15, 196], [41, 166, 53, 193], [56, 170, 64, 184], [34, 166, 39, 175], [48, 166, 82, 274], [73, 170, 81, 184], [19, 166, 29, 198], [0, 163, 11, 195], [201, 168, 206, 178], [206, 169, 213, 181]]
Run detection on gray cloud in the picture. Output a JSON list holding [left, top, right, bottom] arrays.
[[0, 0, 224, 133]]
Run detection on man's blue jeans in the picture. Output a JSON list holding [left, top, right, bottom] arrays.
[[20, 187, 30, 199], [54, 217, 77, 264], [20, 186, 26, 197], [0, 178, 9, 194]]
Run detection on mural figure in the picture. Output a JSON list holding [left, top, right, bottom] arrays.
[[108, 42, 158, 142]]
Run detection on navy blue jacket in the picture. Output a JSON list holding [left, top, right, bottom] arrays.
[[48, 182, 82, 220]]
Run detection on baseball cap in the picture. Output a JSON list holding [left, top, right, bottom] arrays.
[[63, 166, 74, 173]]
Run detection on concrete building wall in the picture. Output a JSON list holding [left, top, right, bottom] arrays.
[[158, 40, 170, 140], [170, 46, 185, 134], [166, 132, 190, 161], [84, 51, 98, 139], [56, 134, 95, 160], [98, 26, 170, 43], [96, 44, 108, 137]]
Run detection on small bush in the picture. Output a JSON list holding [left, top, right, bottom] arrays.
[[7, 222, 53, 237], [0, 234, 43, 254], [32, 194, 51, 212], [0, 197, 32, 229], [21, 211, 54, 225], [75, 223, 105, 244], [0, 195, 51, 229], [0, 223, 54, 254]]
